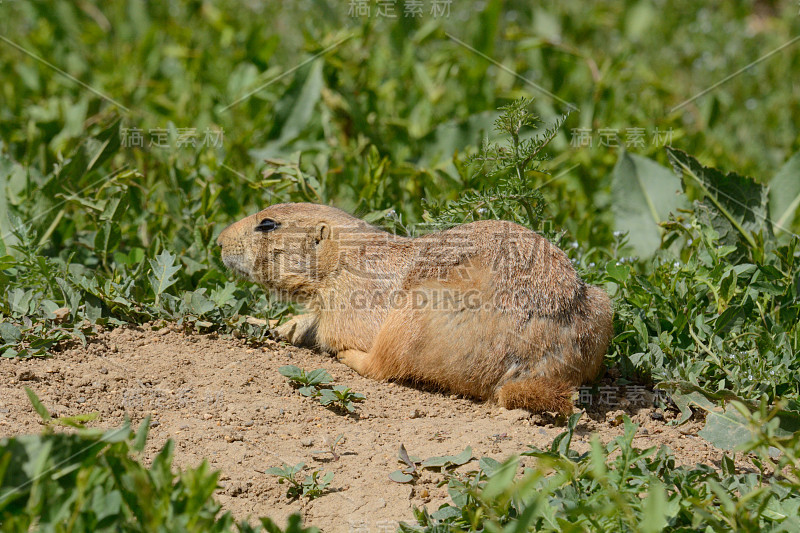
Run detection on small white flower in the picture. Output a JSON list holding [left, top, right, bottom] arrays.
[[385, 209, 397, 219], [687, 239, 693, 246], [477, 207, 488, 215], [589, 262, 595, 268], [571, 241, 579, 249]]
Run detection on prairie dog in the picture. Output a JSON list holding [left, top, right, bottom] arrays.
[[217, 203, 613, 414]]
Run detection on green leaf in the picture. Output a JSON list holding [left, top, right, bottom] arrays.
[[611, 151, 687, 257], [210, 282, 237, 306], [305, 369, 333, 386], [719, 268, 738, 302], [0, 323, 21, 343], [389, 470, 414, 483], [24, 387, 52, 422], [86, 119, 123, 173], [318, 389, 337, 405], [697, 403, 753, 451], [0, 157, 26, 254], [450, 446, 473, 466], [420, 446, 473, 469], [185, 290, 215, 316], [769, 149, 800, 234], [298, 386, 319, 397], [545, 411, 582, 455], [640, 479, 668, 533], [99, 193, 128, 222], [481, 456, 518, 501], [94, 221, 122, 256], [257, 60, 325, 153], [8, 288, 34, 317], [430, 506, 462, 520], [278, 365, 304, 381], [478, 456, 502, 476], [52, 411, 99, 429], [397, 444, 418, 472], [668, 147, 770, 248], [263, 466, 289, 476], [133, 416, 151, 452], [101, 423, 132, 443], [148, 250, 181, 305], [606, 262, 631, 284]]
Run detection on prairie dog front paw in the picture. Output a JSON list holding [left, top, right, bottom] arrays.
[[273, 314, 317, 347]]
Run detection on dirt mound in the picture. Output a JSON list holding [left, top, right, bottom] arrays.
[[0, 326, 731, 531]]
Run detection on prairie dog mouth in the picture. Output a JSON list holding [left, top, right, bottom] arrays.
[[222, 255, 253, 280]]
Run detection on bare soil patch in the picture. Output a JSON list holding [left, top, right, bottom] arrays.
[[1, 325, 735, 532]]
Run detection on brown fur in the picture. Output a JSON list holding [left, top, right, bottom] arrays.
[[217, 203, 614, 414]]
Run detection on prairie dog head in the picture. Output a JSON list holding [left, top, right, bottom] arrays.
[[217, 203, 371, 302]]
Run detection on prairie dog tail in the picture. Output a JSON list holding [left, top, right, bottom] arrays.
[[496, 377, 574, 416]]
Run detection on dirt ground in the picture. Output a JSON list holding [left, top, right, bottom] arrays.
[[0, 324, 741, 532]]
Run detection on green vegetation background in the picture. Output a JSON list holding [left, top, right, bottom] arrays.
[[1, 1, 800, 531]]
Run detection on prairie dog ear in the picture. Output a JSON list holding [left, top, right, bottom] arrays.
[[315, 222, 330, 244]]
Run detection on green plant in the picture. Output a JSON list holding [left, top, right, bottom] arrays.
[[0, 389, 317, 532], [278, 365, 333, 397], [263, 463, 333, 501], [311, 433, 346, 461], [422, 98, 564, 231], [608, 150, 799, 413], [278, 366, 365, 413], [389, 444, 423, 483], [404, 411, 800, 532], [318, 385, 366, 413], [389, 444, 474, 484]]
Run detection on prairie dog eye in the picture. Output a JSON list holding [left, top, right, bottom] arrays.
[[255, 218, 280, 232]]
